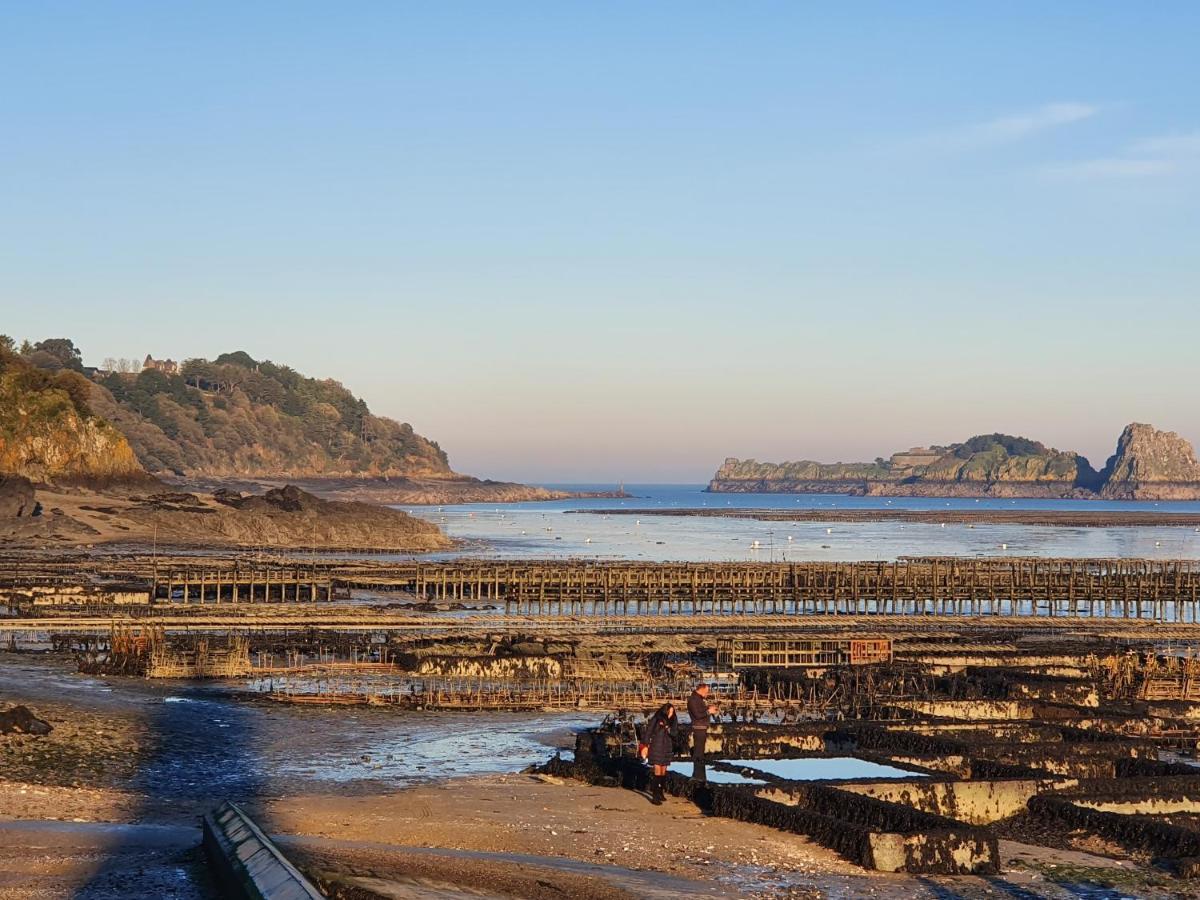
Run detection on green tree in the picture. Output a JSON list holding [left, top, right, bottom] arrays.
[[33, 338, 84, 371]]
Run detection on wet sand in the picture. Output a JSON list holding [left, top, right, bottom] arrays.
[[1, 652, 1191, 899]]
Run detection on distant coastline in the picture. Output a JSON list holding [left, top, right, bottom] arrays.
[[707, 424, 1200, 501]]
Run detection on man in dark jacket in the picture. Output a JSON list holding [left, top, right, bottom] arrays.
[[687, 683, 718, 782]]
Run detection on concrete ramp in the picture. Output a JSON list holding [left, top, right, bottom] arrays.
[[202, 801, 324, 900]]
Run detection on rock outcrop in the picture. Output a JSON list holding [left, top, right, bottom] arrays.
[[0, 705, 52, 735], [124, 484, 450, 550], [0, 355, 147, 484], [709, 426, 1200, 500], [0, 475, 39, 517], [1099, 424, 1200, 500]]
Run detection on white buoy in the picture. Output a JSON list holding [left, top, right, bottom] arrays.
[[1001, 543, 1008, 550], [787, 535, 793, 541], [826, 528, 833, 534]]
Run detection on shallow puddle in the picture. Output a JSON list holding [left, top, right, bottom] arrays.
[[720, 757, 926, 781], [667, 763, 765, 785]]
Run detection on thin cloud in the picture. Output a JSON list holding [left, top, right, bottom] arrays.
[[905, 102, 1099, 153], [1129, 131, 1200, 157], [1045, 129, 1200, 180]]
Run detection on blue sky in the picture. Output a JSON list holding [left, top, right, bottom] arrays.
[[2, 3, 1198, 481]]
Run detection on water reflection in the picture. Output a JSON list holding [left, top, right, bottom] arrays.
[[397, 485, 1200, 563]]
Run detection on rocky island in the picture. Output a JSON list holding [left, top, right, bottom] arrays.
[[708, 425, 1200, 500]]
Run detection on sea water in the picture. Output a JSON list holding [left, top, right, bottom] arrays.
[[720, 757, 925, 781], [398, 484, 1200, 562]]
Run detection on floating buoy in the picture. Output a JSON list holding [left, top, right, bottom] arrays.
[[1000, 543, 1008, 550], [826, 528, 833, 534]]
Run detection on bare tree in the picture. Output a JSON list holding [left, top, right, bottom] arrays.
[[101, 357, 118, 372]]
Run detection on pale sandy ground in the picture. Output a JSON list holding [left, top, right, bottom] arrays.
[[2, 775, 1188, 899]]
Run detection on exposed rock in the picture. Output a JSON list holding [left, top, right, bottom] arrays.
[[164, 475, 630, 506], [122, 484, 450, 550], [0, 475, 39, 517], [709, 425, 1200, 500], [1099, 424, 1200, 500], [0, 705, 52, 736], [0, 366, 147, 484]]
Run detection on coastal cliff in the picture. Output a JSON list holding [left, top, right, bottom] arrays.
[[709, 426, 1200, 499], [2, 338, 613, 504], [1099, 423, 1200, 500], [0, 348, 147, 483]]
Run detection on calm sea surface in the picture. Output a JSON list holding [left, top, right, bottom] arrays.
[[400, 484, 1200, 562]]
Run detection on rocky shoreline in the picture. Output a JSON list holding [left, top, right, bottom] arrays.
[[0, 481, 451, 551], [709, 424, 1200, 501], [164, 474, 632, 506]]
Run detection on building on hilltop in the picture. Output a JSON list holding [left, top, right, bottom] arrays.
[[143, 354, 179, 376]]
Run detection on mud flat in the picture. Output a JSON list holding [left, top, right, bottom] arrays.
[[574, 507, 1200, 528], [165, 473, 632, 506]]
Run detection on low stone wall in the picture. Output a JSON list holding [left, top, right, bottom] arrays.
[[544, 750, 998, 875], [836, 778, 1048, 825], [1115, 757, 1200, 778], [1028, 796, 1200, 873], [1056, 775, 1200, 815], [748, 782, 997, 874], [891, 699, 1038, 720], [975, 741, 1147, 778], [700, 723, 826, 756]]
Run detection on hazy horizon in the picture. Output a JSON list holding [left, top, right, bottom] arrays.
[[4, 4, 1198, 483]]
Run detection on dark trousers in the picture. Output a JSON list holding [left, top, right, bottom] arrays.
[[691, 727, 707, 781]]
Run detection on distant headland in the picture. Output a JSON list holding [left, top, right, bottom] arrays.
[[0, 336, 628, 507], [707, 424, 1200, 500]]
